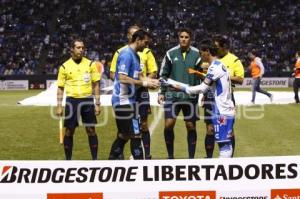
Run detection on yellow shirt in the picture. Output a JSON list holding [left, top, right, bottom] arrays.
[[110, 45, 157, 77], [57, 57, 100, 98], [220, 52, 244, 79]]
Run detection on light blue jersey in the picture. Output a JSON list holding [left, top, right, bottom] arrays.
[[112, 47, 141, 106]]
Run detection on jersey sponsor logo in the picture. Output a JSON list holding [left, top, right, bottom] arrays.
[[159, 191, 216, 199], [47, 193, 103, 199], [271, 189, 300, 199]]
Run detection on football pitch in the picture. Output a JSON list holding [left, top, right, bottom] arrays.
[[0, 89, 299, 160]]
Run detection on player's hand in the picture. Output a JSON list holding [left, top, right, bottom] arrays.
[[188, 68, 197, 74], [56, 106, 63, 117], [95, 104, 101, 116], [158, 94, 165, 105], [188, 68, 206, 79], [143, 79, 159, 89]]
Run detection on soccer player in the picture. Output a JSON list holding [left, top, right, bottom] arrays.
[[158, 28, 202, 159], [110, 25, 158, 159], [56, 38, 100, 160], [172, 39, 235, 158], [200, 35, 244, 158], [292, 51, 300, 103], [108, 29, 159, 160], [248, 51, 273, 104]]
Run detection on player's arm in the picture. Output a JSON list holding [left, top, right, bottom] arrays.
[[146, 50, 158, 79], [231, 59, 244, 84], [118, 53, 159, 89], [91, 62, 101, 115], [174, 77, 212, 94], [188, 59, 206, 80], [110, 50, 119, 81], [56, 65, 66, 117], [118, 73, 159, 89]]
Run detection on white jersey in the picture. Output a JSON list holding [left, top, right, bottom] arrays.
[[206, 60, 235, 116], [185, 59, 235, 116]]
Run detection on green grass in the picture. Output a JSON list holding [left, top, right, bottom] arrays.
[[0, 90, 299, 160]]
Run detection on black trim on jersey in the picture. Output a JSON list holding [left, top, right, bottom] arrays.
[[234, 58, 240, 63], [89, 60, 93, 67], [146, 49, 151, 54], [61, 64, 65, 69]]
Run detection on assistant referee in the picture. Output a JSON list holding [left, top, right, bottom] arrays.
[[56, 38, 100, 160]]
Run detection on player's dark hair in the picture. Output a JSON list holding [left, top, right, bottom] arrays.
[[213, 34, 230, 49], [178, 27, 192, 37], [70, 38, 84, 49], [199, 39, 218, 56], [131, 29, 149, 42]]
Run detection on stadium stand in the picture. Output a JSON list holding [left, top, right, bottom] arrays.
[[0, 0, 299, 76]]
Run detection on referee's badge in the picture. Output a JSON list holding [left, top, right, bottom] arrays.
[[140, 63, 144, 70], [83, 73, 91, 83]]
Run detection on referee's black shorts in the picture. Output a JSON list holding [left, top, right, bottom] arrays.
[[64, 97, 97, 129]]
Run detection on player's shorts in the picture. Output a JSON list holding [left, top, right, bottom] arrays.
[[136, 87, 151, 119], [64, 97, 97, 129], [113, 104, 140, 137], [212, 115, 235, 143], [203, 91, 214, 124], [164, 100, 199, 122]]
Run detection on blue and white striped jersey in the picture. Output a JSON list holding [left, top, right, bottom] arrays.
[[111, 47, 141, 106]]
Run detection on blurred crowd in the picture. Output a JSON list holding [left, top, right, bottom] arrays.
[[0, 0, 299, 76]]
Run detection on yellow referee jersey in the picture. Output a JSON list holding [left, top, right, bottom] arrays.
[[110, 45, 157, 77], [220, 52, 244, 79], [57, 57, 100, 98]]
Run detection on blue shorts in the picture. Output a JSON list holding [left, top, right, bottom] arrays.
[[136, 87, 151, 119], [212, 115, 235, 143], [164, 100, 199, 122], [64, 97, 97, 129], [113, 104, 140, 136]]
